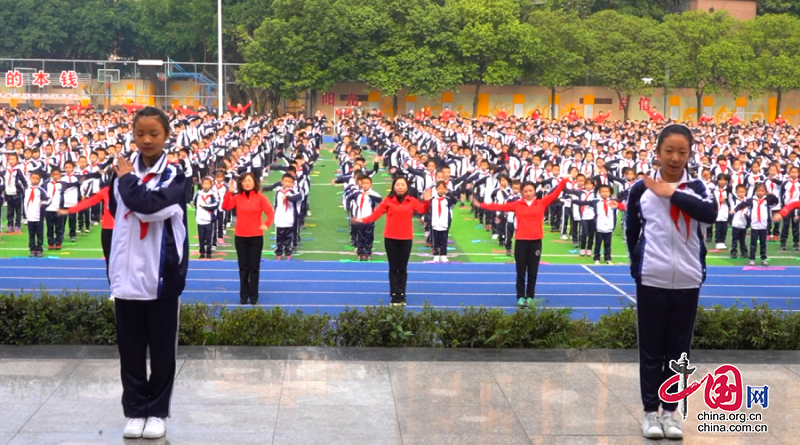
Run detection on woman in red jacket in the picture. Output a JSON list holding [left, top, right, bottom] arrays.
[[353, 177, 432, 305], [477, 178, 568, 307], [222, 172, 274, 305], [60, 185, 115, 277]]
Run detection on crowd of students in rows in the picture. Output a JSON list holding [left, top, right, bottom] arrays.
[[0, 105, 325, 264], [328, 107, 800, 269]]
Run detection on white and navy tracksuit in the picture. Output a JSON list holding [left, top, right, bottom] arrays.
[[107, 151, 189, 420], [273, 187, 302, 256], [734, 195, 779, 260], [430, 192, 457, 256], [624, 169, 717, 413], [780, 179, 799, 248], [712, 185, 730, 244], [347, 188, 382, 256], [43, 179, 80, 247], [729, 196, 748, 257], [212, 181, 228, 242], [194, 189, 219, 257], [4, 166, 27, 230], [572, 196, 618, 262], [22, 185, 49, 252]]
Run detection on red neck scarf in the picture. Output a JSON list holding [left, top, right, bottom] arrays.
[[124, 172, 158, 239], [670, 183, 692, 243]]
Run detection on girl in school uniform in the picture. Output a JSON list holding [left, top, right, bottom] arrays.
[[624, 124, 718, 440], [733, 182, 779, 266], [476, 177, 568, 308], [106, 107, 190, 440], [352, 176, 432, 306]]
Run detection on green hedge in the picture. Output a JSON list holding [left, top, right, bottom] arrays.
[[1, 291, 799, 349]]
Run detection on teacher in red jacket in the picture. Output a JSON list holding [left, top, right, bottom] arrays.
[[477, 178, 567, 307], [353, 176, 432, 306], [222, 172, 274, 305]]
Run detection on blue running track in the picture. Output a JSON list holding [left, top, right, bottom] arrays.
[[0, 259, 797, 321]]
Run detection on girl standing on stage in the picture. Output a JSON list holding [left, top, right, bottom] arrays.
[[107, 107, 189, 440], [475, 178, 567, 308], [222, 171, 274, 305], [624, 124, 717, 440], [352, 176, 432, 305]]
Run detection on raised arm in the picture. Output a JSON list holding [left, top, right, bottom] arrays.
[[540, 178, 568, 207]]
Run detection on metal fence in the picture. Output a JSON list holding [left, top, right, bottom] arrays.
[[0, 58, 244, 111]]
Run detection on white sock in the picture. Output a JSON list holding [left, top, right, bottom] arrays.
[[662, 409, 674, 416]]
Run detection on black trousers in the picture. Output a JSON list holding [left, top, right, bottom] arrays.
[[275, 226, 295, 256], [385, 237, 412, 296], [769, 214, 781, 236], [215, 210, 226, 241], [731, 227, 748, 256], [198, 223, 214, 256], [580, 219, 596, 251], [593, 231, 612, 262], [354, 222, 375, 256], [750, 229, 768, 260], [78, 208, 91, 231], [514, 239, 542, 299], [780, 210, 799, 247], [184, 178, 194, 205], [45, 211, 65, 246], [101, 228, 112, 280], [115, 296, 180, 419], [6, 194, 21, 228], [91, 202, 102, 223], [432, 229, 449, 256], [64, 210, 77, 237], [28, 221, 43, 251], [714, 221, 728, 244], [549, 203, 562, 231], [636, 284, 699, 412], [235, 235, 263, 303], [504, 222, 515, 251]]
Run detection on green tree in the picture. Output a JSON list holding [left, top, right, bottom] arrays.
[[584, 11, 671, 120], [239, 0, 355, 112], [451, 0, 538, 117], [0, 0, 133, 60], [662, 11, 753, 122], [743, 14, 800, 116], [527, 9, 587, 119]]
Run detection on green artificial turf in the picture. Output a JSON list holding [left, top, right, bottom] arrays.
[[2, 147, 799, 265]]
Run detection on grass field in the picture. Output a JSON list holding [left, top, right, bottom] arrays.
[[2, 147, 799, 266]]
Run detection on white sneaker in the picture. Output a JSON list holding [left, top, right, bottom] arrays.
[[594, 260, 600, 265], [642, 412, 664, 439], [761, 259, 769, 266], [560, 234, 568, 240], [440, 256, 449, 263], [580, 249, 586, 256], [433, 255, 440, 263], [715, 243, 726, 249], [606, 260, 613, 265], [142, 417, 166, 439], [491, 234, 499, 240], [748, 260, 755, 266], [123, 418, 146, 439], [661, 411, 683, 439]]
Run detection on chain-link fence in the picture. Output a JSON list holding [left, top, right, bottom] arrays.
[[0, 58, 243, 111]]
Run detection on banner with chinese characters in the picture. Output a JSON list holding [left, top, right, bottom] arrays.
[[4, 70, 81, 88], [0, 93, 81, 100]]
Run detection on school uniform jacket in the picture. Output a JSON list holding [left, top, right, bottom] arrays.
[[430, 193, 457, 231], [570, 197, 618, 233], [733, 195, 779, 231], [23, 186, 49, 222], [273, 188, 302, 228], [108, 152, 189, 301], [194, 190, 219, 225], [625, 170, 718, 290]]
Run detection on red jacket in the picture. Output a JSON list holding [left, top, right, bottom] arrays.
[[361, 195, 431, 240], [593, 112, 610, 123], [780, 200, 800, 218], [480, 179, 568, 240], [70, 186, 114, 229], [222, 190, 275, 237]]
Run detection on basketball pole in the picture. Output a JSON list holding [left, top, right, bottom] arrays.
[[217, 0, 223, 114]]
